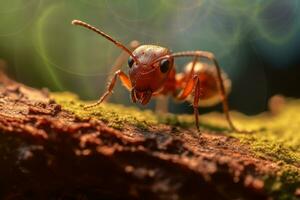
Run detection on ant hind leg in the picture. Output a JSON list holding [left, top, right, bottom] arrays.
[[211, 57, 241, 132]]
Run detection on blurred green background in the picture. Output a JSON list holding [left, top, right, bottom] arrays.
[[1, 0, 300, 114]]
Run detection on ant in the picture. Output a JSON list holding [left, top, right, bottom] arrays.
[[72, 19, 241, 132]]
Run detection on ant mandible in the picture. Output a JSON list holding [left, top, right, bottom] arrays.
[[72, 19, 240, 132]]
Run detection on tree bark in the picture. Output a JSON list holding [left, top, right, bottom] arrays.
[[0, 71, 298, 200]]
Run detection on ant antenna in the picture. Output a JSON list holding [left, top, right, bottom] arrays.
[[72, 20, 139, 64]]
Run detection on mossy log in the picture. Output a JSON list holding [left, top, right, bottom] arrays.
[[0, 71, 299, 200]]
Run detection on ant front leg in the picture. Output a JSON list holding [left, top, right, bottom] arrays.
[[107, 40, 140, 82], [105, 40, 140, 102], [85, 70, 131, 108]]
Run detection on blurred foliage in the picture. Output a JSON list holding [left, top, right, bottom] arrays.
[[1, 0, 300, 113]]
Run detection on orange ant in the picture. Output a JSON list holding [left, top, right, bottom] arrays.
[[72, 19, 240, 132]]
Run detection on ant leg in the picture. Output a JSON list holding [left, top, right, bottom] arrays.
[[184, 70, 201, 131], [175, 75, 201, 131], [193, 77, 201, 131], [210, 57, 240, 132], [192, 52, 239, 132], [105, 40, 140, 102], [85, 70, 131, 108], [107, 40, 140, 83], [186, 56, 198, 81], [130, 88, 137, 103], [175, 56, 199, 92], [170, 51, 245, 132], [155, 56, 198, 113], [175, 74, 199, 130], [176, 75, 198, 101]]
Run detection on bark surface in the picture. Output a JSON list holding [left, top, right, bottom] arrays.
[[0, 72, 298, 200]]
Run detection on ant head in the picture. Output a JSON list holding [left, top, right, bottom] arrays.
[[72, 20, 174, 104], [128, 45, 174, 94]]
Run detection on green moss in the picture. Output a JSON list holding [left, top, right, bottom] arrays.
[[230, 100, 300, 165], [227, 99, 300, 199], [264, 165, 300, 200], [52, 92, 158, 130], [158, 113, 229, 132], [52, 92, 228, 131]]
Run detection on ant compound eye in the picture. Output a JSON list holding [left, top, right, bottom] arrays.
[[128, 56, 134, 68], [160, 59, 170, 73]]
